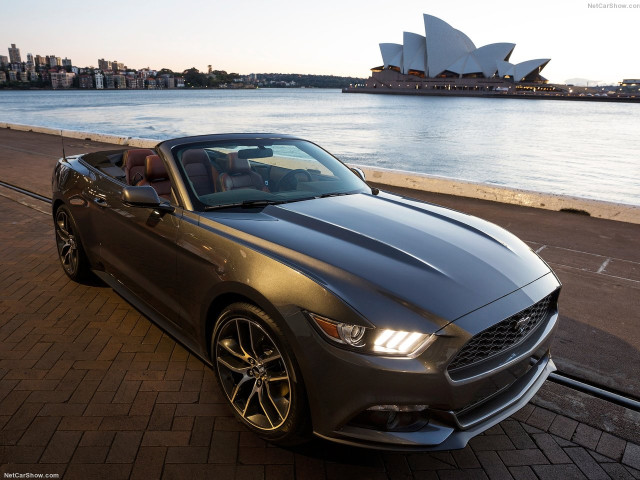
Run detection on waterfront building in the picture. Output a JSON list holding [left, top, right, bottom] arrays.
[[113, 74, 126, 88], [8, 71, 17, 82], [50, 72, 75, 89], [19, 72, 28, 83], [79, 74, 93, 89], [0, 72, 6, 84], [368, 14, 554, 93], [95, 72, 104, 89], [176, 77, 185, 88], [147, 77, 157, 89], [104, 74, 115, 89], [8, 44, 21, 64]]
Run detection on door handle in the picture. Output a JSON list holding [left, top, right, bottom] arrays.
[[93, 197, 110, 208]]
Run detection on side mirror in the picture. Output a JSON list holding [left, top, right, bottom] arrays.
[[351, 167, 366, 182], [122, 185, 175, 213]]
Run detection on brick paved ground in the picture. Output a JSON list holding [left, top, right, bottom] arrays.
[[1, 190, 639, 478]]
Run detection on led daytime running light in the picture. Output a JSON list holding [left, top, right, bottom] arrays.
[[374, 329, 433, 355]]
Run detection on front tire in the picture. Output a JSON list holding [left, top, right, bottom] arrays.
[[212, 302, 310, 446], [54, 205, 91, 282]]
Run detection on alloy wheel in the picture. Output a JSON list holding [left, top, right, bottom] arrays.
[[215, 317, 292, 430], [55, 209, 79, 275]]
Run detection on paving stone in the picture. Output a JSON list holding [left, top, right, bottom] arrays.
[[475, 451, 513, 480], [596, 433, 627, 462], [437, 469, 489, 479], [106, 431, 142, 463], [602, 463, 636, 479], [501, 420, 536, 450], [469, 434, 516, 452], [507, 466, 538, 480], [565, 447, 610, 480], [525, 407, 556, 431], [532, 433, 572, 464], [533, 464, 588, 479], [573, 423, 603, 451], [498, 448, 549, 467], [549, 415, 579, 440], [623, 443, 640, 470]]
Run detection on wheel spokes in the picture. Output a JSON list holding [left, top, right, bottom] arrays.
[[215, 316, 292, 431]]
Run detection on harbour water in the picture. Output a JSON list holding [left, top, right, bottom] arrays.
[[0, 89, 638, 206]]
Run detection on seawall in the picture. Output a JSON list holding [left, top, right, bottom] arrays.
[[2, 121, 638, 224]]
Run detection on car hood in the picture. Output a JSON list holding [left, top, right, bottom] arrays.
[[202, 192, 551, 328]]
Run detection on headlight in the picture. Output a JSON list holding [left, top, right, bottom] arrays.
[[308, 313, 435, 357]]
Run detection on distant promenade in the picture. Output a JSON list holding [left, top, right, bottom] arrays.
[[343, 86, 640, 103]]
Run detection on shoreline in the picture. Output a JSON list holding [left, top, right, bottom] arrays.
[[342, 87, 640, 103], [2, 121, 638, 224]]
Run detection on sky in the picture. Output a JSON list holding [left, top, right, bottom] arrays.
[[2, 0, 638, 84]]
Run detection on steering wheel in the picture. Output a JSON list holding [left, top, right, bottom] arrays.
[[277, 169, 312, 191]]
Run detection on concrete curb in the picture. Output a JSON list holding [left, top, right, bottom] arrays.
[[2, 122, 638, 224], [0, 122, 158, 149], [353, 164, 640, 225]]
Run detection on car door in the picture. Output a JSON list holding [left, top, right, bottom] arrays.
[[86, 174, 183, 325]]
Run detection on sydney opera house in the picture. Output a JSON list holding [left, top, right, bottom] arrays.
[[363, 14, 561, 94]]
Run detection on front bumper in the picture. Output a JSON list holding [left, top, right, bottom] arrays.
[[284, 272, 560, 450]]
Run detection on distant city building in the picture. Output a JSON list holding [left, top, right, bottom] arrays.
[[98, 58, 111, 71], [26, 53, 35, 72], [0, 55, 8, 66], [79, 74, 93, 89], [34, 55, 46, 66], [147, 77, 157, 89], [95, 72, 104, 89], [47, 55, 57, 68], [159, 74, 175, 88], [62, 57, 72, 67], [8, 43, 21, 64], [0, 71, 6, 84], [113, 74, 126, 88], [8, 71, 17, 82], [50, 72, 75, 89], [176, 77, 185, 88]]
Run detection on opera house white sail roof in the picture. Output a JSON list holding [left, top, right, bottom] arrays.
[[379, 14, 549, 83]]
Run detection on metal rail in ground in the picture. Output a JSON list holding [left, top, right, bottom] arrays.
[[0, 179, 52, 204], [1, 180, 639, 413]]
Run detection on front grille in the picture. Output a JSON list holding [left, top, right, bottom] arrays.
[[448, 294, 553, 371]]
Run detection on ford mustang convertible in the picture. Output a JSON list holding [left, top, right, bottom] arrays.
[[51, 133, 560, 450]]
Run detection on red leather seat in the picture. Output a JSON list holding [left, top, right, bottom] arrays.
[[138, 155, 172, 201], [219, 154, 268, 192], [181, 149, 219, 196], [123, 148, 155, 185]]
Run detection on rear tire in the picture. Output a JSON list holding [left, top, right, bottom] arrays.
[[54, 205, 92, 282], [212, 302, 311, 446]]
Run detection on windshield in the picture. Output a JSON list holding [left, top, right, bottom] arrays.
[[172, 139, 369, 210]]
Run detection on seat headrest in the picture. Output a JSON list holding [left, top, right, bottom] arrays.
[[182, 149, 210, 166], [123, 148, 155, 167], [227, 152, 251, 173], [145, 155, 168, 181]]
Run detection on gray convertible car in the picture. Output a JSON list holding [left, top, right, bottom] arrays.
[[52, 134, 560, 450]]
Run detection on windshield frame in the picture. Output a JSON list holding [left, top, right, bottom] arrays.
[[168, 137, 370, 212]]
